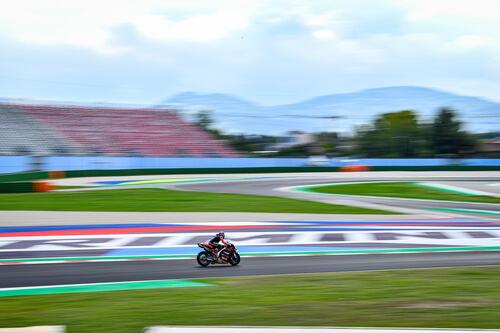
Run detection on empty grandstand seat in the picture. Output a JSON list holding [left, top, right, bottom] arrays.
[[0, 105, 86, 156], [3, 103, 238, 157]]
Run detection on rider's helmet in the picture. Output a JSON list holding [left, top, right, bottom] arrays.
[[217, 231, 225, 238]]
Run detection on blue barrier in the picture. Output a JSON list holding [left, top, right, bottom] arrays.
[[44, 156, 309, 171], [333, 158, 454, 167], [0, 156, 32, 173], [1, 156, 500, 174]]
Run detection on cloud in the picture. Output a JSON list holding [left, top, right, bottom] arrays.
[[400, 0, 500, 21], [0, 0, 258, 53], [312, 30, 336, 40], [0, 0, 499, 104], [452, 35, 491, 50]]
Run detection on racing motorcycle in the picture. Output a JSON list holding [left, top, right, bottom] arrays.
[[197, 240, 241, 267]]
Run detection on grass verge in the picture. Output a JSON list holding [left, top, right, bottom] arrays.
[[2, 267, 500, 332], [310, 182, 500, 204], [0, 188, 391, 214]]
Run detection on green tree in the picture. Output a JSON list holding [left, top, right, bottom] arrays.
[[196, 110, 214, 130], [316, 132, 338, 155], [268, 144, 312, 157], [355, 110, 424, 157], [431, 108, 476, 156]]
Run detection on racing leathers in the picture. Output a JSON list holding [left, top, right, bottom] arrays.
[[209, 234, 229, 258]]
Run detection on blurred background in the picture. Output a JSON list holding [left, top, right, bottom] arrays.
[[1, 2, 500, 333], [1, 0, 499, 174]]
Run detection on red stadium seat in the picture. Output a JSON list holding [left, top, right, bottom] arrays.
[[12, 103, 239, 157]]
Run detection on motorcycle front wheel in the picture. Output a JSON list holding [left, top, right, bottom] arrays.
[[197, 251, 210, 267], [229, 252, 240, 266]]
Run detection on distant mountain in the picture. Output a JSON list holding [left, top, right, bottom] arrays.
[[166, 92, 258, 112], [163, 87, 500, 135]]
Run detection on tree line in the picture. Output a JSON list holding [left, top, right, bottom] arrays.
[[196, 108, 485, 157], [354, 108, 477, 157]]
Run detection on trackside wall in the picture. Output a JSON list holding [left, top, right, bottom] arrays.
[[2, 156, 500, 174]]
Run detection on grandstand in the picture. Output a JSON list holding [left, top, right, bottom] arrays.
[[0, 104, 86, 156], [0, 102, 238, 157]]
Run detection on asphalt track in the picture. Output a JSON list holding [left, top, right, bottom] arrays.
[[3, 251, 500, 288], [169, 175, 500, 217], [2, 171, 500, 288]]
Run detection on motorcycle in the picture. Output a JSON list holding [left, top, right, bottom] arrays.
[[197, 240, 241, 267]]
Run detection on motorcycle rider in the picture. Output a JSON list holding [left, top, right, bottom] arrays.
[[209, 231, 228, 259]]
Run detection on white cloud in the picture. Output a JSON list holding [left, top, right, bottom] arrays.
[[1, 0, 500, 104], [400, 0, 500, 21], [303, 13, 336, 27], [452, 35, 491, 50], [0, 0, 258, 53], [312, 30, 336, 40], [131, 5, 253, 43]]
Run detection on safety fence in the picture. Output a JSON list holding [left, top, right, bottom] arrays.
[[1, 164, 500, 183], [1, 156, 500, 193], [2, 156, 500, 174]]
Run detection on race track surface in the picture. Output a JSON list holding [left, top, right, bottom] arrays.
[[169, 174, 500, 217], [3, 251, 500, 288], [2, 171, 500, 288]]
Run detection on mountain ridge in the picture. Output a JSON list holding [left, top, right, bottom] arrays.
[[166, 86, 499, 135]]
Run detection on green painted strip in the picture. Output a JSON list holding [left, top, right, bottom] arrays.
[[0, 279, 212, 297], [415, 182, 478, 196], [4, 246, 500, 264], [429, 207, 500, 216]]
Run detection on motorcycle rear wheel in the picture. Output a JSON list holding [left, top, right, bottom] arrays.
[[197, 251, 210, 267], [229, 252, 241, 266]]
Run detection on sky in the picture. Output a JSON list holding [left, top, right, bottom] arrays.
[[0, 0, 499, 105]]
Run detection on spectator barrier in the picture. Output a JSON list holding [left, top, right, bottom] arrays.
[[1, 156, 500, 174], [1, 165, 500, 184]]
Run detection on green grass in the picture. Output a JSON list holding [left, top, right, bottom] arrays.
[[2, 267, 500, 332], [0, 188, 391, 214], [310, 182, 500, 204]]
